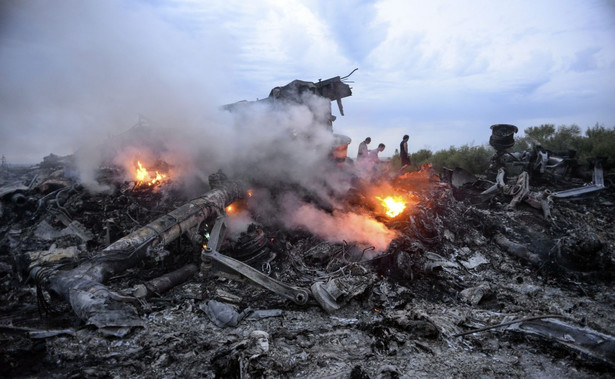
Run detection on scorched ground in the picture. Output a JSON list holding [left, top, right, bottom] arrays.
[[1, 154, 614, 378]]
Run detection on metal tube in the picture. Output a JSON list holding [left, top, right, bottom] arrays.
[[32, 177, 247, 330]]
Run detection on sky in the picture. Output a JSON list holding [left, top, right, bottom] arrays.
[[1, 0, 615, 164]]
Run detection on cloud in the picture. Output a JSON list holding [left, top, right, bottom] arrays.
[[1, 0, 613, 247], [303, 0, 387, 64], [570, 47, 601, 73], [171, 0, 353, 96], [340, 0, 615, 154], [1, 0, 614, 168]]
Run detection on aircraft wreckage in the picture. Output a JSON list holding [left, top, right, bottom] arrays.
[[1, 74, 614, 377]]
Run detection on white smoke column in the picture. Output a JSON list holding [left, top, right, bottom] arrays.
[[1, 1, 355, 202], [0, 0, 235, 180], [287, 202, 397, 251]]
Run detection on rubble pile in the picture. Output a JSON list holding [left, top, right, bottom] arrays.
[[1, 155, 614, 378]]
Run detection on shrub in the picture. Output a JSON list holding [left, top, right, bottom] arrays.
[[516, 123, 615, 165], [428, 144, 492, 174]]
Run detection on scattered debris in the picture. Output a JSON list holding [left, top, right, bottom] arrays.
[[200, 300, 252, 328], [552, 157, 606, 198], [1, 111, 613, 377], [133, 263, 198, 299]]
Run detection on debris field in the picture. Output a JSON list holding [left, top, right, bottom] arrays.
[[1, 152, 614, 378]]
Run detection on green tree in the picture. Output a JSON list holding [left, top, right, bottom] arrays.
[[520, 124, 582, 152], [517, 123, 614, 164], [411, 149, 433, 168], [428, 144, 492, 174], [578, 124, 615, 163], [389, 122, 614, 177], [524, 124, 556, 144]]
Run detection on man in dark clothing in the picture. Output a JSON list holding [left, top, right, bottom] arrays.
[[400, 135, 411, 168]]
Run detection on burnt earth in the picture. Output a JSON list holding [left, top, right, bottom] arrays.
[[1, 164, 614, 378]]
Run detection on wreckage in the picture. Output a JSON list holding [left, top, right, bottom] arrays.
[[223, 69, 356, 166], [21, 71, 361, 334], [485, 124, 607, 198], [1, 82, 615, 377]]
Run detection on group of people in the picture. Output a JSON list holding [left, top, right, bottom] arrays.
[[356, 135, 411, 173]]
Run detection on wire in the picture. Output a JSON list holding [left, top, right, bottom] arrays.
[[453, 314, 576, 337], [341, 68, 358, 80]]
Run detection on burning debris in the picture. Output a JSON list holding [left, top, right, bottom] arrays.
[[1, 79, 614, 377], [134, 161, 168, 189]]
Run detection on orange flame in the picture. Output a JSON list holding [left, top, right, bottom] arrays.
[[151, 171, 165, 185], [136, 161, 148, 183], [135, 161, 167, 187], [376, 195, 406, 218]]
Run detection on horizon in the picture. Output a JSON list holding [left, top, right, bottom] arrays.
[[1, 0, 614, 164]]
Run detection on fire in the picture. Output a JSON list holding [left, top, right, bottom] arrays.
[[154, 171, 166, 185], [226, 204, 234, 213], [134, 161, 167, 187], [377, 195, 406, 218], [289, 203, 396, 251], [136, 161, 148, 183]]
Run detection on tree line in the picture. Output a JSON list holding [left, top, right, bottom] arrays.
[[389, 123, 615, 175]]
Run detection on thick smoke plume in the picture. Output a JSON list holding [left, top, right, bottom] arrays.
[[0, 0, 233, 167], [287, 203, 397, 251], [1, 1, 396, 250]]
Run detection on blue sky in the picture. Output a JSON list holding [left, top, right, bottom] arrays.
[[1, 0, 614, 163]]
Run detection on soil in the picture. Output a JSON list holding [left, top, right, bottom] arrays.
[[1, 163, 614, 378]]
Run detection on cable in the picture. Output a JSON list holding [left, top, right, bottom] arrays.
[[453, 314, 576, 337]]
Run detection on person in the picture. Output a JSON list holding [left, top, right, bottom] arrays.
[[400, 134, 411, 168], [356, 143, 385, 177], [368, 143, 386, 163], [357, 137, 371, 161]]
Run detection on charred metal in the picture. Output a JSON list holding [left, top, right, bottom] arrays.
[[1, 78, 614, 377]]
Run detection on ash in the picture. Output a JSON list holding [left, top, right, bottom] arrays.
[[1, 156, 614, 378]]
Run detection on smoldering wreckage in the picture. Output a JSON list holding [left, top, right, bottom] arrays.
[[1, 72, 614, 378]]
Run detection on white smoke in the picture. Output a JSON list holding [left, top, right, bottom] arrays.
[[284, 201, 397, 251], [0, 0, 233, 167], [1, 0, 397, 249]]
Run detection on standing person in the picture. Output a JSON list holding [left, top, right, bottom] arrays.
[[400, 134, 411, 169], [366, 143, 386, 176], [368, 143, 386, 163], [357, 137, 371, 161]]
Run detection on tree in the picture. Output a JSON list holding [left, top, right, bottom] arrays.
[[578, 124, 615, 164], [411, 149, 433, 168], [428, 144, 492, 174], [517, 123, 614, 165], [524, 124, 556, 144], [520, 124, 582, 152]]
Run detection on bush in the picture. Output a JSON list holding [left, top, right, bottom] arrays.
[[429, 144, 492, 175], [390, 148, 434, 171], [515, 123, 615, 165], [411, 149, 433, 168], [389, 123, 614, 176], [579, 124, 615, 164]]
